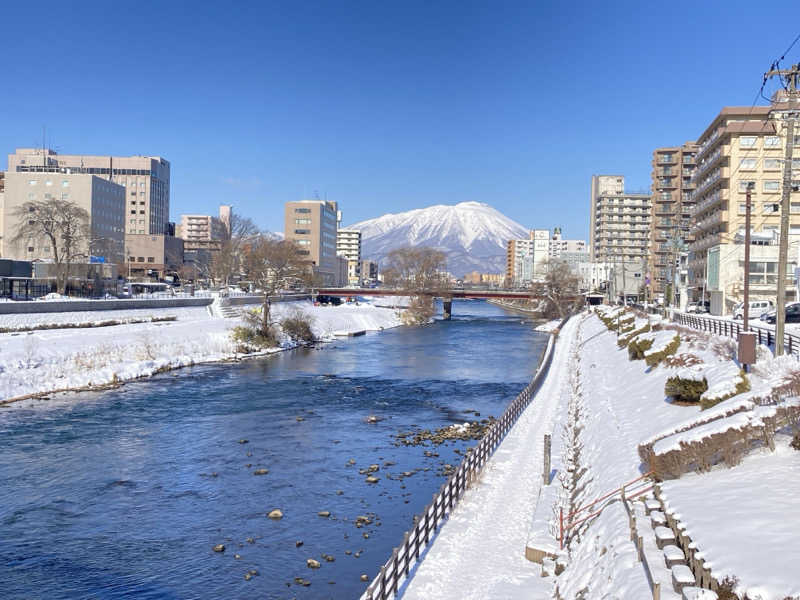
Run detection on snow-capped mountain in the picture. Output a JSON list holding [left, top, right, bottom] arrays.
[[347, 201, 529, 277]]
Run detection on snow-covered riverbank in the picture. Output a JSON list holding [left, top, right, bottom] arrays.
[[0, 300, 403, 404]]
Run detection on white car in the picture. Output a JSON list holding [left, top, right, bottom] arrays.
[[733, 300, 774, 320]]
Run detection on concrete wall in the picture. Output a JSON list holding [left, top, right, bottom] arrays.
[[0, 297, 211, 314]]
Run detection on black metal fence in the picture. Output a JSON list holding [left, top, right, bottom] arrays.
[[673, 312, 800, 357], [361, 317, 567, 599]]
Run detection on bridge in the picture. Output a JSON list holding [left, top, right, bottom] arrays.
[[315, 287, 552, 319]]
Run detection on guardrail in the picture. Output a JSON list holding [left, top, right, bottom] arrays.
[[360, 317, 567, 600], [672, 312, 800, 357]]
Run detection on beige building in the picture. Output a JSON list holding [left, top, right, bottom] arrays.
[[1, 171, 125, 264], [177, 205, 231, 251], [689, 106, 800, 308], [589, 175, 651, 267], [124, 234, 184, 279], [649, 143, 697, 296], [0, 172, 4, 256], [505, 230, 550, 286], [284, 200, 341, 286], [549, 227, 586, 257], [8, 148, 170, 236], [361, 259, 378, 284], [336, 228, 362, 286]]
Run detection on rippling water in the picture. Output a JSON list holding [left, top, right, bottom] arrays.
[[0, 301, 547, 599]]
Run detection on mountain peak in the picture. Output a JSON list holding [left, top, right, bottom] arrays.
[[348, 202, 529, 277]]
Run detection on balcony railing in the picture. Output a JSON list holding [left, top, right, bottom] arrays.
[[692, 146, 723, 182]]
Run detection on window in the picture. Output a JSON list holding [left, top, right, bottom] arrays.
[[45, 180, 53, 186], [295, 218, 311, 224], [739, 158, 757, 170], [296, 249, 310, 255], [140, 210, 145, 214], [297, 239, 311, 245], [28, 180, 37, 186], [739, 136, 757, 147], [62, 180, 69, 187], [128, 256, 135, 262], [43, 246, 49, 253], [763, 203, 779, 214], [764, 158, 782, 170], [294, 229, 310, 234], [765, 136, 781, 147], [27, 247, 34, 252], [791, 202, 800, 214], [748, 261, 777, 285], [738, 203, 748, 214], [763, 180, 780, 192], [137, 257, 145, 262], [294, 208, 311, 213], [738, 180, 756, 192], [147, 257, 155, 263]]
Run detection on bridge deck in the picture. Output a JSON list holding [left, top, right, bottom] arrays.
[[316, 288, 545, 300]]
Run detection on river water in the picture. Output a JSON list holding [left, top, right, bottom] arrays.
[[0, 301, 547, 600]]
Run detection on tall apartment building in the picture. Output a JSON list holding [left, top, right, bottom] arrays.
[[690, 106, 800, 311], [336, 228, 362, 286], [1, 171, 125, 264], [7, 148, 170, 236], [649, 142, 697, 295], [284, 200, 340, 286], [505, 229, 550, 286], [177, 205, 232, 251], [589, 175, 651, 264], [0, 172, 5, 256]]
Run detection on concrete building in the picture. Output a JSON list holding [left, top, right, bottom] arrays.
[[336, 228, 362, 286], [361, 259, 378, 285], [284, 200, 341, 286], [549, 227, 587, 257], [649, 142, 698, 297], [177, 205, 231, 252], [0, 172, 4, 256], [463, 271, 504, 286], [589, 175, 651, 266], [8, 148, 170, 236], [505, 229, 551, 286], [689, 106, 800, 310], [1, 171, 125, 265], [124, 234, 184, 279]]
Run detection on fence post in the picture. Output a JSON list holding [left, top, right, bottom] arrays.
[[559, 507, 564, 549], [543, 434, 551, 485], [653, 581, 661, 600]]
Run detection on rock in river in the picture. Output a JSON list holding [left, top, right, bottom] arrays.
[[268, 509, 283, 519], [212, 544, 225, 553], [307, 558, 321, 569]]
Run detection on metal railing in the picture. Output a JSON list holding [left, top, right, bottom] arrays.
[[673, 312, 800, 357], [361, 317, 566, 600]]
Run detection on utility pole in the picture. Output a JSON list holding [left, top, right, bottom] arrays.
[[743, 183, 754, 329], [765, 63, 800, 355]]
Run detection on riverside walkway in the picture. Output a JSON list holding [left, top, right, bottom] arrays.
[[398, 317, 580, 599]]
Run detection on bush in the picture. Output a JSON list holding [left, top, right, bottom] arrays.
[[628, 336, 654, 360], [700, 370, 750, 410], [665, 376, 708, 403], [231, 309, 280, 350], [281, 314, 315, 342], [402, 295, 436, 325], [644, 334, 681, 367], [618, 322, 651, 348]]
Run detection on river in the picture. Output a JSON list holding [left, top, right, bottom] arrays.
[[0, 300, 548, 600]]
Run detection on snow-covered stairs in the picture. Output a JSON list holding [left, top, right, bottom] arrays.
[[627, 493, 719, 600]]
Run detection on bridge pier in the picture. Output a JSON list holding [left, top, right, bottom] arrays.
[[442, 299, 452, 320]]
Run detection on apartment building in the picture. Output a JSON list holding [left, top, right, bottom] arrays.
[[505, 229, 550, 286], [0, 172, 4, 256], [177, 205, 232, 251], [690, 105, 800, 312], [549, 227, 587, 257], [124, 234, 184, 279], [1, 171, 125, 264], [649, 142, 698, 296], [284, 200, 341, 286], [589, 175, 651, 264], [361, 259, 378, 285], [7, 148, 170, 236], [336, 228, 362, 286]]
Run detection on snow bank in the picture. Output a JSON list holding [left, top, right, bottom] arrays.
[[534, 319, 560, 333], [0, 301, 403, 403], [660, 438, 800, 599]]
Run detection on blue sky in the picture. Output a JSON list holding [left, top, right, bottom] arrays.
[[2, 1, 799, 240]]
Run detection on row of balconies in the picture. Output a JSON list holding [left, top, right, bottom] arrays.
[[692, 146, 724, 181], [693, 210, 725, 233], [696, 127, 723, 159], [694, 189, 727, 216]]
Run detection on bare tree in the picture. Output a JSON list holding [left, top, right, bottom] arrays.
[[542, 259, 582, 319], [11, 199, 91, 294], [210, 214, 260, 288], [382, 246, 448, 324], [243, 236, 311, 332]]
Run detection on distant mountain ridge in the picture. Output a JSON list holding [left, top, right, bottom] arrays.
[[347, 201, 529, 277]]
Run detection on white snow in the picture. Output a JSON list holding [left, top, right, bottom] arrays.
[[660, 438, 800, 600], [0, 300, 402, 403]]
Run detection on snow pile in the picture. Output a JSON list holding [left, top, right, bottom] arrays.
[[534, 319, 560, 333], [0, 301, 403, 403], [660, 437, 800, 599]]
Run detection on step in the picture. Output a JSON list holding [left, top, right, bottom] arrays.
[[681, 586, 718, 600], [663, 544, 686, 568], [654, 526, 677, 549], [671, 564, 697, 592], [650, 510, 667, 528], [645, 498, 662, 514]]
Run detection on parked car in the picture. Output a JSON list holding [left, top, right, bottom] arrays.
[[733, 300, 774, 320], [764, 302, 800, 324], [686, 301, 710, 314]]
